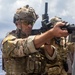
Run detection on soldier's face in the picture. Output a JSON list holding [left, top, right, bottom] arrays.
[[21, 22, 33, 36]]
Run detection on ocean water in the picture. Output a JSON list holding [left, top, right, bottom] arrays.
[[0, 50, 6, 75], [0, 39, 6, 75]]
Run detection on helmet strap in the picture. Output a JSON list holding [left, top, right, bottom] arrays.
[[16, 20, 22, 38]]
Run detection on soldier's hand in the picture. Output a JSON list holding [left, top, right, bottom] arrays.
[[52, 22, 69, 37]]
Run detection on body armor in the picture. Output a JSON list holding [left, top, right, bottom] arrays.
[[2, 30, 47, 75], [3, 52, 46, 75]]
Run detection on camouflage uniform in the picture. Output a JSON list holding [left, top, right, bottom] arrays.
[[66, 32, 75, 75], [2, 5, 57, 75], [44, 17, 68, 75], [66, 42, 74, 75], [45, 37, 68, 75], [2, 29, 57, 75]]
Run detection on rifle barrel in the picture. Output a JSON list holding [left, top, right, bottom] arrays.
[[45, 2, 48, 14]]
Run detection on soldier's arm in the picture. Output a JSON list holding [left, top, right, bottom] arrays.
[[67, 42, 75, 63], [67, 42, 75, 52], [34, 22, 68, 48], [2, 34, 38, 57], [2, 22, 68, 58], [44, 45, 57, 60]]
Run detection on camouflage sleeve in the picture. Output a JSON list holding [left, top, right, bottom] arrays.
[[45, 45, 57, 60], [2, 35, 38, 58], [67, 42, 75, 52]]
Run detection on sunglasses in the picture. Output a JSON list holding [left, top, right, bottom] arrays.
[[22, 20, 34, 26]]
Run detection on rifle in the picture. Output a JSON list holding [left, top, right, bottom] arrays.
[[60, 23, 75, 34], [31, 2, 52, 34], [41, 2, 49, 32], [31, 2, 75, 46], [32, 2, 75, 34]]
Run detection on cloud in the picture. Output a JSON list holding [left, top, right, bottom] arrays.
[[66, 0, 75, 18], [0, 0, 75, 38]]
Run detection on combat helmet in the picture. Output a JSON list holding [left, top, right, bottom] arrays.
[[50, 16, 63, 46], [50, 16, 62, 25], [13, 5, 38, 24]]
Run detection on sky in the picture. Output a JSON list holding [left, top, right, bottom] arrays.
[[0, 0, 75, 39]]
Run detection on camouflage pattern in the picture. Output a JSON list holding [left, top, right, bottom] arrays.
[[2, 29, 57, 75], [2, 16, 68, 75], [44, 17, 68, 75], [13, 5, 38, 24], [2, 6, 58, 75], [66, 42, 75, 75], [67, 30, 75, 75], [45, 37, 68, 75], [50, 16, 62, 25], [67, 42, 75, 52], [66, 42, 74, 64]]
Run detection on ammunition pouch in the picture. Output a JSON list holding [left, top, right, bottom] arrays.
[[48, 66, 62, 75], [25, 52, 46, 74]]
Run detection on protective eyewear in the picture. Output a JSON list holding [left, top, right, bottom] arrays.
[[22, 20, 34, 26]]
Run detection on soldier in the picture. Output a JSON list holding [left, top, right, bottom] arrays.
[[67, 42, 74, 75], [66, 32, 75, 75], [45, 16, 68, 75], [1, 5, 69, 75], [72, 51, 75, 75]]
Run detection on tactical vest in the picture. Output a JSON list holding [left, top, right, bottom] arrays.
[[3, 51, 47, 75], [57, 46, 68, 72], [2, 30, 47, 75], [44, 46, 68, 75]]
